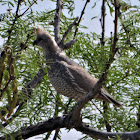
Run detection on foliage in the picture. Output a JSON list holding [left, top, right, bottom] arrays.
[[0, 0, 139, 139]]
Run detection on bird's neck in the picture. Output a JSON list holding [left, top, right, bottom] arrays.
[[43, 45, 61, 62]]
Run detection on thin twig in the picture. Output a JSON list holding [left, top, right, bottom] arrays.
[[64, 98, 72, 114], [103, 101, 111, 132], [18, 0, 38, 17], [73, 0, 90, 38], [53, 128, 60, 140], [59, 17, 78, 46], [91, 100, 111, 129], [120, 19, 138, 52], [43, 131, 53, 140]]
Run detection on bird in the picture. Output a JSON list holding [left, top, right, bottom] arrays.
[[33, 26, 122, 107]]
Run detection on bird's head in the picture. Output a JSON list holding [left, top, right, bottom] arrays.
[[33, 26, 60, 54]]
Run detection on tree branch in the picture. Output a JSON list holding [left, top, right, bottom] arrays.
[[76, 123, 140, 140], [112, 0, 119, 55], [53, 128, 60, 140], [100, 0, 112, 131], [59, 17, 78, 48], [1, 116, 140, 140], [0, 116, 65, 140], [54, 0, 63, 43], [6, 0, 21, 44], [73, 0, 90, 38], [18, 0, 38, 17], [136, 104, 140, 128], [61, 39, 77, 50], [100, 0, 106, 46], [69, 70, 109, 126], [103, 101, 111, 132]]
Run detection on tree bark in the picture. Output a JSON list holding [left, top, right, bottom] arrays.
[[1, 116, 139, 140]]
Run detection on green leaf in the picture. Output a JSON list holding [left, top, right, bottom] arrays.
[[91, 16, 97, 20], [92, 2, 96, 9], [9, 1, 14, 7], [107, 1, 114, 16]]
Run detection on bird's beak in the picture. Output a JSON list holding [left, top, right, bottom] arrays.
[[33, 40, 37, 46]]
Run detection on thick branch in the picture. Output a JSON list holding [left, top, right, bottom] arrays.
[[0, 117, 65, 140], [1, 116, 140, 140], [100, 0, 112, 131], [76, 123, 140, 140], [102, 0, 119, 74]]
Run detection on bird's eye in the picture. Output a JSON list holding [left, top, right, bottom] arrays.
[[38, 37, 43, 42]]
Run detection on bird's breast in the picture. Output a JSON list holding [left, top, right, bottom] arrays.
[[47, 63, 86, 101]]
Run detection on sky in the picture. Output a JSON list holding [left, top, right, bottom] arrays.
[[0, 0, 140, 139]]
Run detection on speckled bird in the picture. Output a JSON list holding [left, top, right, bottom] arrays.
[[33, 26, 122, 107]]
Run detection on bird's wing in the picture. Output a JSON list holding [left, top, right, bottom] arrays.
[[56, 60, 122, 107], [57, 60, 98, 92], [66, 62, 98, 92], [62, 61, 122, 107], [55, 61, 88, 95]]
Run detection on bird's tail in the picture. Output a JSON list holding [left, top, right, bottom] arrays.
[[97, 88, 122, 107]]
